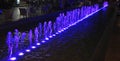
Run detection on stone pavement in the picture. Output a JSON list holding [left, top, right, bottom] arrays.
[[104, 12, 120, 61]]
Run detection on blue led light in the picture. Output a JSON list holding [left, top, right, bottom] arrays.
[[73, 23, 76, 25], [56, 32, 59, 34], [36, 43, 41, 45], [52, 34, 56, 36], [65, 27, 69, 29], [63, 28, 66, 30], [45, 38, 49, 40], [69, 25, 72, 27], [41, 40, 46, 43], [62, 29, 65, 31], [18, 52, 24, 56], [58, 31, 62, 33], [26, 49, 31, 52], [10, 57, 16, 60], [31, 46, 36, 49], [49, 36, 53, 38]]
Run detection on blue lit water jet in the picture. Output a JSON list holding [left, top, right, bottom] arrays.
[[20, 32, 26, 43], [34, 27, 39, 43], [53, 22, 57, 33], [14, 29, 20, 53], [28, 30, 33, 46], [6, 32, 13, 58], [38, 23, 42, 40], [43, 21, 48, 39]]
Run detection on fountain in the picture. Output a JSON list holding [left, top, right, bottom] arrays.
[[19, 32, 26, 50], [38, 23, 42, 40], [28, 30, 33, 46], [34, 27, 39, 43], [14, 29, 20, 52], [53, 22, 57, 33], [43, 21, 48, 38], [47, 21, 53, 37], [6, 32, 13, 58], [20, 32, 26, 43], [56, 17, 62, 31], [3, 2, 109, 61]]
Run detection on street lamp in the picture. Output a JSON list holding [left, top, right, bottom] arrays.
[[16, 0, 20, 5]]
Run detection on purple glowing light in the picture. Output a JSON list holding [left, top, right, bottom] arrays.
[[26, 49, 31, 52], [41, 40, 46, 43], [61, 29, 64, 32], [45, 38, 49, 40], [103, 1, 108, 7], [53, 34, 56, 36], [69, 25, 72, 27], [49, 36, 53, 38], [73, 23, 76, 25], [63, 28, 66, 30], [31, 46, 36, 49], [58, 31, 62, 33], [56, 32, 59, 34], [18, 52, 24, 56], [65, 27, 69, 29], [10, 57, 16, 60], [36, 43, 41, 45]]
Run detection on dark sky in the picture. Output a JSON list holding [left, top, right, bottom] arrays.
[[0, 0, 15, 9]]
